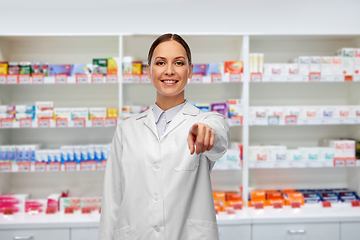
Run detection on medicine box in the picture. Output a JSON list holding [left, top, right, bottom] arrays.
[[333, 106, 350, 118], [227, 99, 243, 118], [287, 149, 302, 161], [211, 103, 228, 118], [298, 57, 310, 75], [54, 108, 72, 120], [49, 64, 72, 77], [332, 57, 342, 75], [266, 107, 284, 119], [193, 64, 207, 76], [336, 48, 354, 75], [93, 59, 107, 75], [89, 108, 107, 120], [249, 146, 268, 161], [249, 107, 267, 119], [268, 146, 287, 161], [310, 57, 321, 73], [321, 57, 332, 75], [71, 108, 89, 120], [207, 63, 223, 75], [224, 61, 243, 74]]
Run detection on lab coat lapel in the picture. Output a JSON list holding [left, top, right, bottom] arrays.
[[142, 107, 159, 139]]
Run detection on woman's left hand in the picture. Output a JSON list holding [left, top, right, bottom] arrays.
[[187, 123, 215, 155]]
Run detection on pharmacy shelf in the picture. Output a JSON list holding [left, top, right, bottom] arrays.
[[249, 118, 360, 126], [0, 119, 118, 129], [251, 74, 360, 83], [0, 75, 117, 85], [0, 162, 106, 173], [248, 160, 360, 169]]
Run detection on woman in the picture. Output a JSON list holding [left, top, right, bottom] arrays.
[[99, 33, 229, 240]]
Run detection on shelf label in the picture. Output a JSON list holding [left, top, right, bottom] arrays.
[[352, 200, 360, 207], [4, 208, 14, 215], [65, 207, 74, 214], [211, 73, 222, 83], [132, 74, 140, 83], [35, 162, 47, 172], [38, 119, 50, 128], [106, 74, 118, 83], [49, 162, 61, 171], [7, 75, 19, 84], [55, 74, 67, 84], [76, 74, 88, 83], [19, 75, 30, 84], [123, 74, 133, 83], [105, 117, 117, 127], [91, 73, 103, 83], [0, 119, 12, 128], [346, 158, 357, 167], [322, 201, 331, 208], [65, 162, 76, 171], [251, 73, 262, 82], [18, 162, 31, 172], [230, 74, 241, 82], [229, 117, 242, 126], [81, 207, 92, 214], [92, 118, 104, 127], [285, 115, 297, 125], [28, 207, 40, 215], [309, 72, 321, 82], [0, 162, 12, 172], [81, 161, 93, 171], [191, 74, 202, 83], [32, 74, 44, 84], [141, 74, 151, 83], [0, 75, 7, 84], [56, 118, 68, 128], [96, 160, 107, 170], [46, 207, 56, 214], [345, 75, 353, 82], [334, 158, 345, 167], [268, 116, 279, 125], [254, 202, 264, 210], [273, 201, 283, 209], [73, 118, 85, 127], [20, 118, 32, 128], [291, 201, 301, 208]]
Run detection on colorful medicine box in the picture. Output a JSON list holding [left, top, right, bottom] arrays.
[[192, 64, 207, 76], [49, 64, 72, 77], [211, 103, 228, 118], [224, 61, 243, 74], [93, 59, 108, 75]]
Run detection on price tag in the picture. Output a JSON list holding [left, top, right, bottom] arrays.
[[81, 161, 93, 171], [230, 74, 241, 82], [76, 74, 88, 83], [49, 162, 61, 171], [346, 158, 356, 167], [273, 201, 283, 209], [0, 162, 12, 172], [73, 118, 85, 127], [191, 74, 202, 83], [254, 202, 264, 210], [19, 75, 30, 84], [251, 73, 262, 82], [92, 73, 103, 83], [229, 117, 242, 126], [132, 75, 140, 83], [28, 207, 40, 215], [82, 207, 92, 214], [20, 118, 32, 128], [305, 162, 312, 168], [105, 117, 117, 127], [65, 207, 74, 214], [32, 74, 44, 84], [309, 72, 321, 82], [285, 115, 297, 125], [141, 74, 151, 83], [123, 74, 133, 83], [268, 116, 279, 125], [291, 201, 301, 208], [99, 208, 101, 214], [0, 75, 6, 84], [97, 160, 107, 170], [46, 207, 56, 214], [19, 162, 31, 172], [7, 75, 19, 84], [322, 201, 331, 208], [55, 74, 67, 84], [38, 119, 50, 128], [106, 74, 117, 83], [211, 73, 222, 83], [4, 208, 14, 215], [65, 162, 77, 171], [345, 75, 353, 82], [35, 162, 47, 172], [56, 118, 68, 128], [352, 200, 360, 207], [92, 118, 104, 127], [0, 119, 12, 128], [334, 158, 345, 167]]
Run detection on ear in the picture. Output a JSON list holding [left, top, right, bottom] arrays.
[[147, 64, 151, 80], [188, 63, 193, 79]]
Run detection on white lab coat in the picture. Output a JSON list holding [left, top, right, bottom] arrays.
[[98, 102, 229, 240]]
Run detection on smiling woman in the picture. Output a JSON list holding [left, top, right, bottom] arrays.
[[98, 33, 229, 240]]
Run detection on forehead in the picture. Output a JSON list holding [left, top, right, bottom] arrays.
[[153, 40, 187, 58]]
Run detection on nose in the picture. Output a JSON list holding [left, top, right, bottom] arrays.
[[165, 63, 175, 76]]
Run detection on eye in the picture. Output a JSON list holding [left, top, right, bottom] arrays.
[[156, 61, 165, 66], [175, 61, 184, 66]]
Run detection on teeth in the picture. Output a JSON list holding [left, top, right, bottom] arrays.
[[163, 80, 177, 83]]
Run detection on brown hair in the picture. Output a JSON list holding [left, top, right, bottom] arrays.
[[147, 33, 192, 66]]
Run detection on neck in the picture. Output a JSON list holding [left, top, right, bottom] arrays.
[[156, 91, 185, 111]]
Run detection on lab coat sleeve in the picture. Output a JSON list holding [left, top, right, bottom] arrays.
[[201, 112, 229, 161], [98, 125, 123, 240]]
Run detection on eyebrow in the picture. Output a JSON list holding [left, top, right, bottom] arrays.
[[154, 56, 186, 60]]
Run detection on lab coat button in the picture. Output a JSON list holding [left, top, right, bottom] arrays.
[[154, 195, 159, 201], [155, 225, 161, 232], [154, 164, 160, 170]]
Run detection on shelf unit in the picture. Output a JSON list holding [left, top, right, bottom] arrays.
[[2, 34, 360, 239]]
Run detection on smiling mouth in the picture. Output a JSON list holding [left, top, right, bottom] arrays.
[[161, 80, 179, 84]]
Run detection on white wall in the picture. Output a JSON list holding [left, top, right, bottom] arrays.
[[1, 0, 360, 35]]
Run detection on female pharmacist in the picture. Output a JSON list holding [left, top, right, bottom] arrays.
[[99, 34, 229, 240]]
